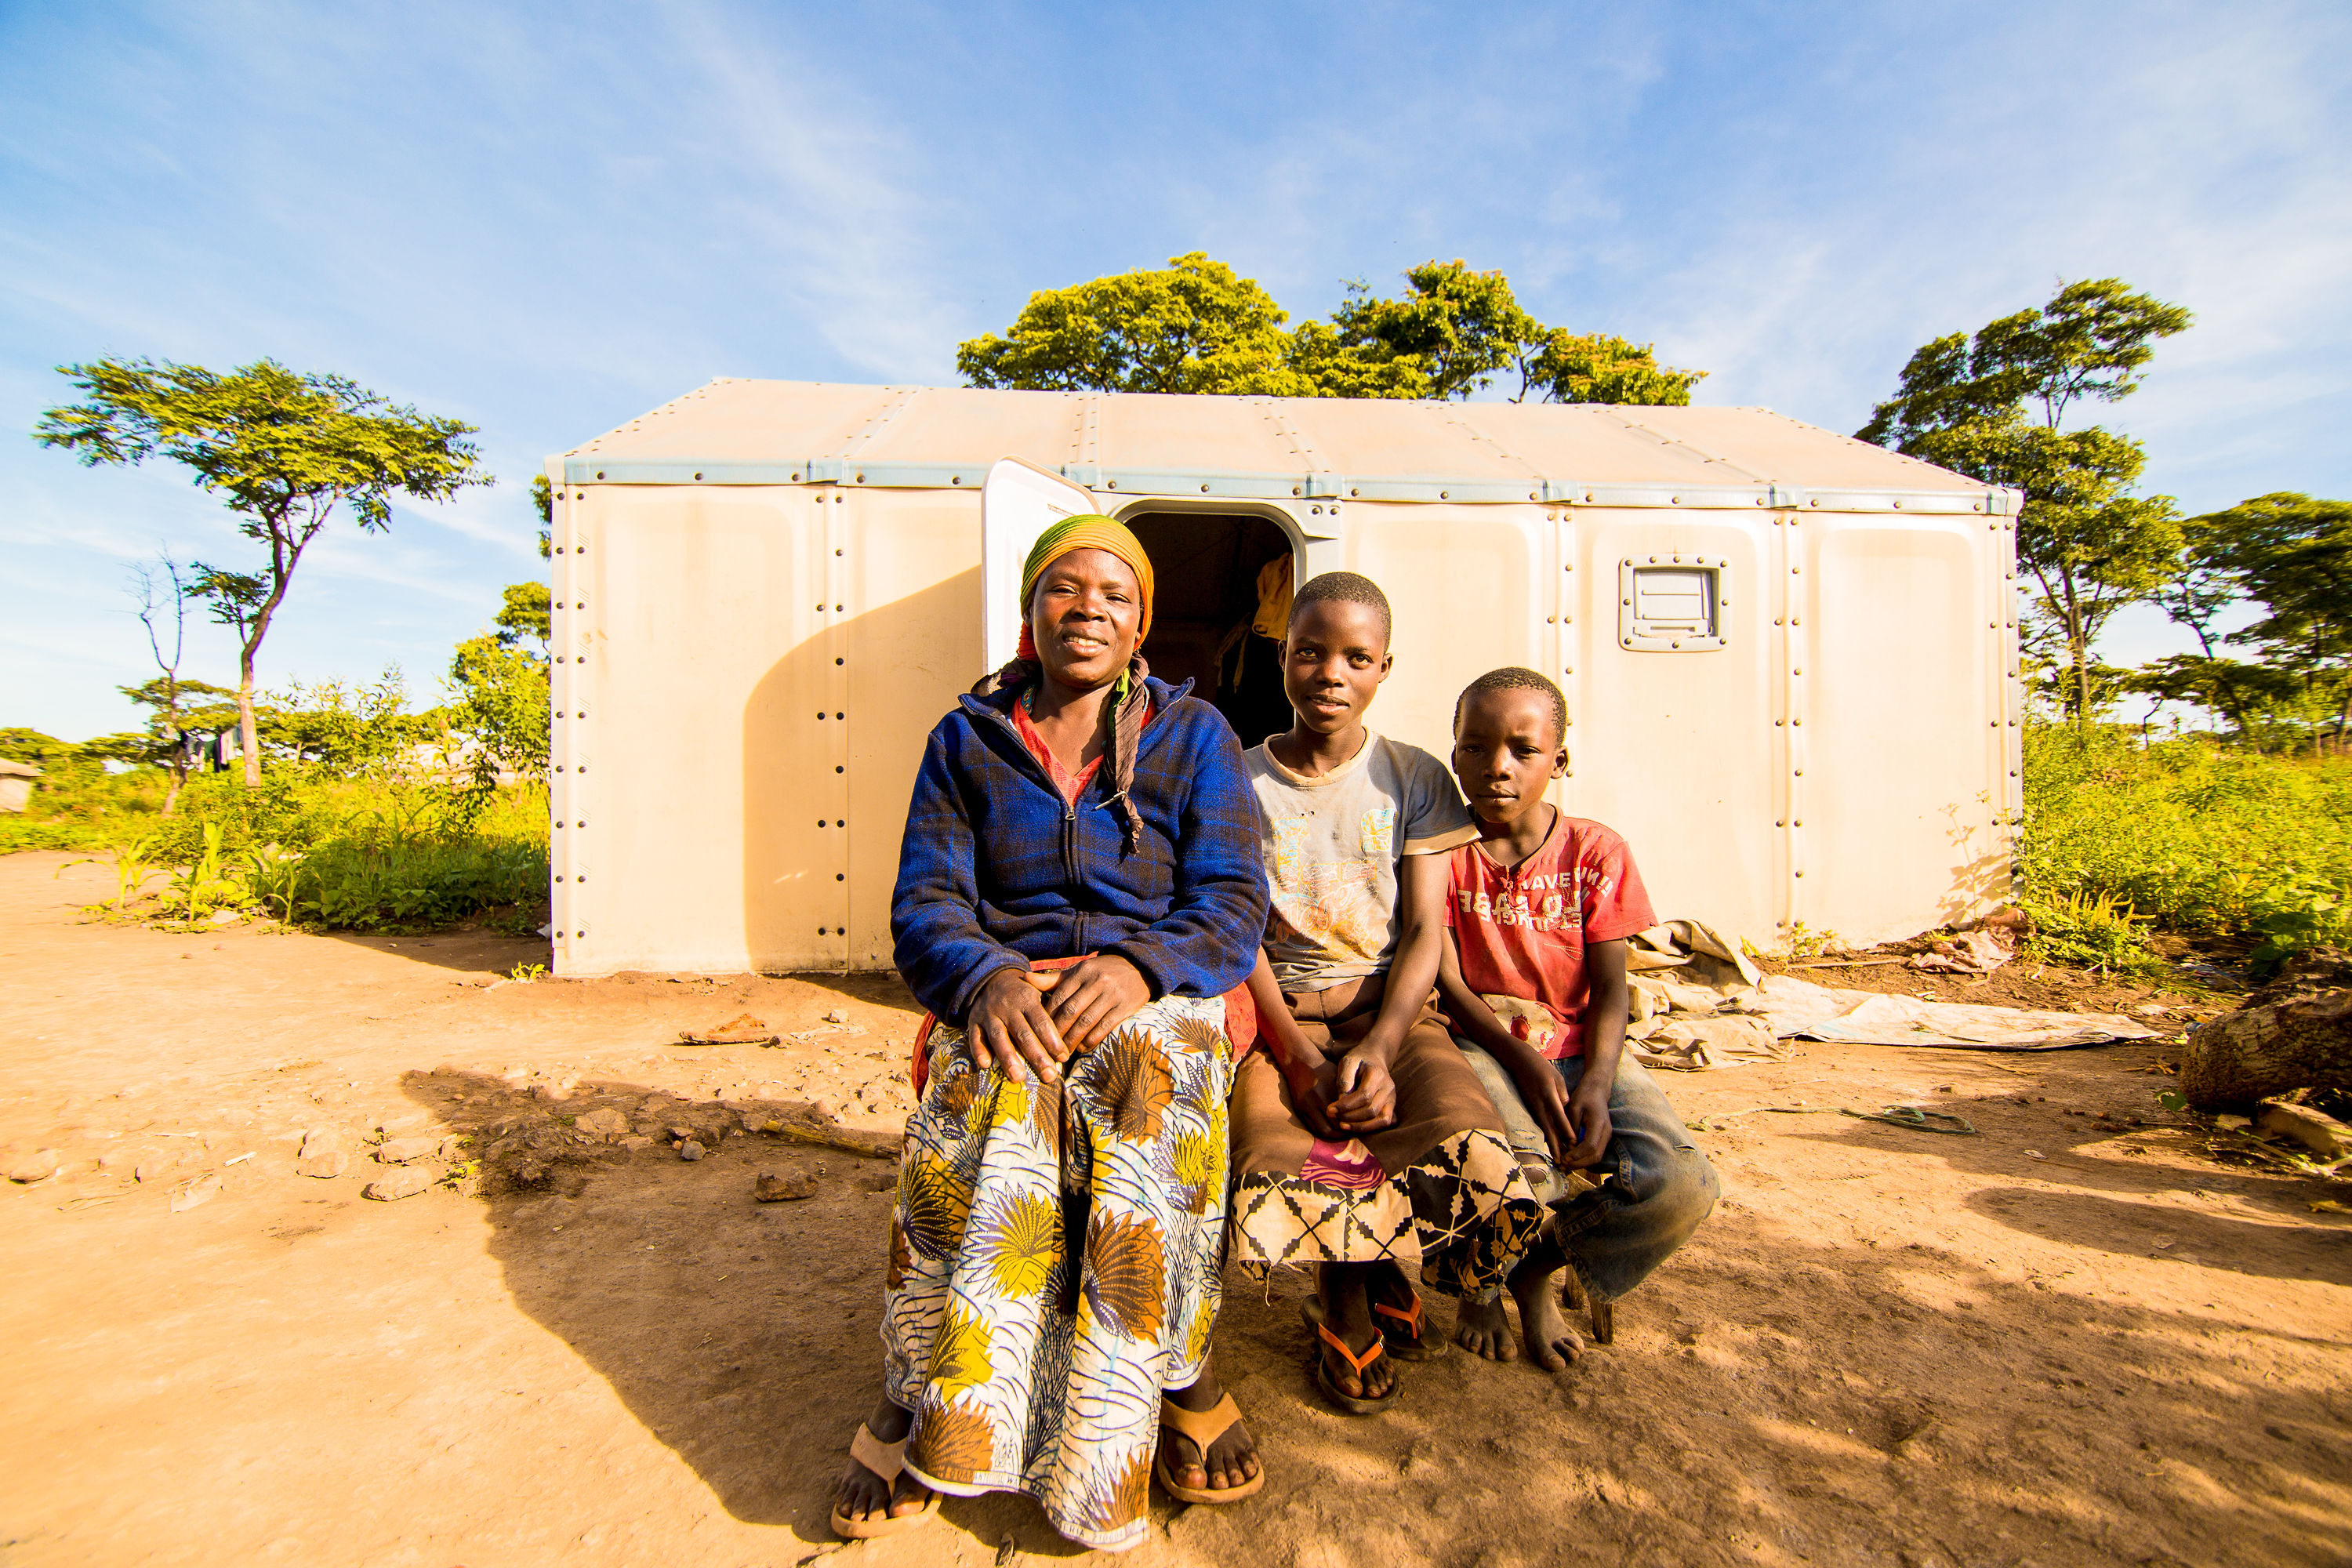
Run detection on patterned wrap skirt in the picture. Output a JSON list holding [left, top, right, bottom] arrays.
[[1229, 980, 1546, 1299], [883, 993, 1233, 1553]]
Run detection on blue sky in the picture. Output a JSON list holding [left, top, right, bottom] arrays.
[[5, 0, 2347, 740]]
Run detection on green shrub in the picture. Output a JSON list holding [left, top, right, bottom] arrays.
[[2019, 722, 2352, 972]]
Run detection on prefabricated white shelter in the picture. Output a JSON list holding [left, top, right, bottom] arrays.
[[545, 381, 2023, 978]]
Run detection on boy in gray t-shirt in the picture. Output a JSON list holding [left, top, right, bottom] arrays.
[[1229, 572, 1544, 1416]]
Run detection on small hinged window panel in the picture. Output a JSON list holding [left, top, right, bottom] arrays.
[[1619, 557, 1730, 652]]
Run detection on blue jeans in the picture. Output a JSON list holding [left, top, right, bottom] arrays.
[[1457, 1044, 1719, 1302]]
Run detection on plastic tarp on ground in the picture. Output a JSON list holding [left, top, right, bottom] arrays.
[[1620, 922, 2163, 1069]]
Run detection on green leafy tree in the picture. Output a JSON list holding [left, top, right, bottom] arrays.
[[1329, 260, 1536, 401], [2180, 493, 2352, 751], [449, 633, 550, 779], [1520, 330, 1706, 405], [958, 253, 1704, 406], [958, 252, 1308, 395], [531, 473, 554, 559], [34, 358, 490, 786], [495, 583, 551, 650], [1857, 279, 2192, 730], [261, 668, 423, 775]]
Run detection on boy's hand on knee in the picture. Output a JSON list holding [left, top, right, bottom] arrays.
[[1511, 1060, 1579, 1167], [1329, 1047, 1398, 1133], [1562, 1078, 1613, 1169]]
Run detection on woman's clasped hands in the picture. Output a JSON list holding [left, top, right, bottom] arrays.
[[966, 955, 1152, 1083]]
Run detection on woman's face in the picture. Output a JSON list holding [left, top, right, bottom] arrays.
[[1028, 546, 1143, 689]]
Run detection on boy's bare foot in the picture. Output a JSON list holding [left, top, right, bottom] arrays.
[[833, 1396, 932, 1526], [1556, 1256, 1614, 1344], [1509, 1256, 1584, 1370], [1453, 1293, 1517, 1360], [1160, 1357, 1262, 1494], [1312, 1265, 1399, 1402]]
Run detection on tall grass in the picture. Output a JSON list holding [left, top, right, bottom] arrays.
[[2019, 722, 2352, 971], [9, 764, 548, 933]]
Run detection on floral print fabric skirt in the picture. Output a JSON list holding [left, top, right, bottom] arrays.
[[884, 993, 1232, 1553]]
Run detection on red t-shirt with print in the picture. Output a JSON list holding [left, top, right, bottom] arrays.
[[1441, 812, 1656, 1059]]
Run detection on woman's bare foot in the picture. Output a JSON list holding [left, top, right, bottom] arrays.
[[1453, 1293, 1517, 1360], [833, 1396, 931, 1526], [1314, 1264, 1398, 1401], [1161, 1356, 1261, 1494]]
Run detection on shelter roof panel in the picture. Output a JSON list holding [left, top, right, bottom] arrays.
[[570, 379, 897, 463], [1094, 393, 1301, 474], [855, 387, 1089, 471], [1448, 404, 1762, 488], [1280, 397, 1531, 482], [1605, 406, 1987, 494]]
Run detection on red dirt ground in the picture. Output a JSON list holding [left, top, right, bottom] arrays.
[[2, 851, 2345, 1567]]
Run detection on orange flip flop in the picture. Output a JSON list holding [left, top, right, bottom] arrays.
[[1301, 1298, 1399, 1415], [1371, 1289, 1448, 1362], [829, 1423, 942, 1540], [1155, 1392, 1268, 1504]]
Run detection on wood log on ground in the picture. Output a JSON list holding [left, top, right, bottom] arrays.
[[2180, 949, 2352, 1109]]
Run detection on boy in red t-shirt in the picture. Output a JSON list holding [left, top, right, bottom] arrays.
[[1435, 667, 1719, 1369]]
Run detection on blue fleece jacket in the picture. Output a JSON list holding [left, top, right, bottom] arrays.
[[890, 676, 1269, 1024]]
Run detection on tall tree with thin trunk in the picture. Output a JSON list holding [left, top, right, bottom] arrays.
[[1857, 279, 2191, 731], [34, 358, 488, 784]]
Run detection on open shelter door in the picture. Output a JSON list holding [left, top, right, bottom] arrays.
[[982, 457, 1098, 671]]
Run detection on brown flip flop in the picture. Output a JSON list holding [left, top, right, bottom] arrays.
[[829, 1423, 942, 1540], [1155, 1392, 1267, 1504]]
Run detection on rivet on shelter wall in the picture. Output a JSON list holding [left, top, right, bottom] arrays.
[[835, 765, 844, 774], [1440, 491, 1450, 499], [1292, 486, 1301, 496], [952, 476, 961, 485], [837, 818, 844, 826], [855, 474, 865, 483], [575, 931, 585, 938], [694, 472, 703, 481], [836, 657, 844, 666], [1200, 484, 1210, 492]]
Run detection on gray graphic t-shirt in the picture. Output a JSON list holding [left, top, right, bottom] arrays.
[[1245, 732, 1478, 993]]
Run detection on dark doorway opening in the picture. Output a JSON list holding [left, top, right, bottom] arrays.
[[1125, 511, 1295, 748]]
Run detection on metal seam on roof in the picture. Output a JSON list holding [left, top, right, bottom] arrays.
[[1599, 407, 1771, 485], [833, 386, 920, 459], [1443, 407, 1544, 488], [554, 455, 2015, 512]]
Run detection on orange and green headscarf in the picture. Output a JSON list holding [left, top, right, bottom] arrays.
[[1014, 514, 1156, 662]]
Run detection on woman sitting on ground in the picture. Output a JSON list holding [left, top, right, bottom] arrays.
[[831, 515, 1270, 1553]]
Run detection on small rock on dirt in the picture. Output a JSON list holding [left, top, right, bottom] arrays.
[[363, 1167, 433, 1201], [4, 1147, 63, 1184], [678, 1140, 707, 1161], [825, 1007, 851, 1024], [170, 1173, 222, 1212], [376, 1136, 440, 1164], [575, 1108, 626, 1139], [619, 1135, 654, 1152], [297, 1150, 350, 1179], [754, 1171, 817, 1202]]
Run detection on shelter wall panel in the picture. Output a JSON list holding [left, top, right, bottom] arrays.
[[1346, 504, 1548, 763], [1566, 510, 1779, 941], [1463, 406, 1763, 491], [1794, 517, 2001, 943], [845, 493, 986, 970], [568, 488, 831, 975]]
